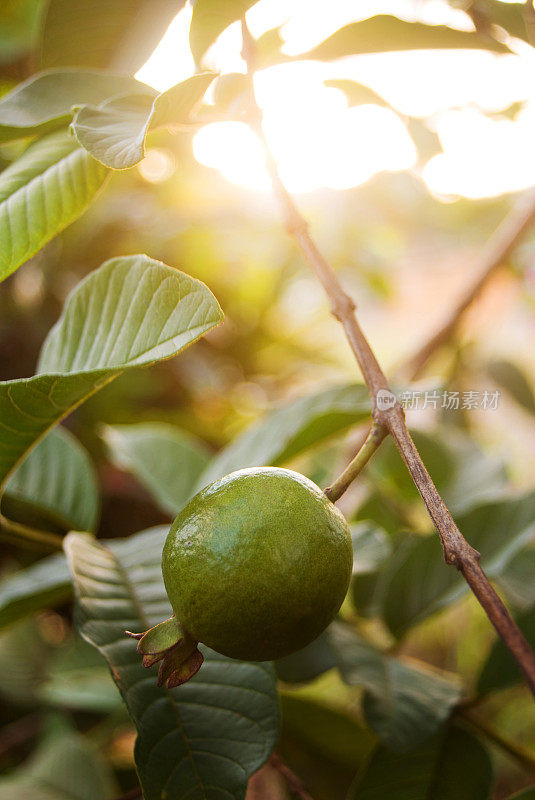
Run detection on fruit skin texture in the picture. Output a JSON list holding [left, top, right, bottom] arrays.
[[162, 466, 353, 662]]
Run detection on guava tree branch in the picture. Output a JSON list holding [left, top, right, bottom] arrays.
[[402, 187, 535, 380], [240, 18, 535, 697]]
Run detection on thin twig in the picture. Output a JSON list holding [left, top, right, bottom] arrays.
[[111, 788, 142, 800], [400, 187, 535, 381], [240, 17, 535, 698], [269, 753, 315, 800], [325, 422, 387, 502], [459, 711, 535, 774], [0, 512, 63, 551]]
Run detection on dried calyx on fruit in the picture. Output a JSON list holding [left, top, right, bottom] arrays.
[[126, 467, 353, 687]]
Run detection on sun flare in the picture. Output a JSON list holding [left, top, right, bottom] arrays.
[[137, 1, 535, 199]]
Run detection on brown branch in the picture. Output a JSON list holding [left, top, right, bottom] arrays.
[[400, 187, 535, 381], [269, 753, 316, 800], [241, 18, 535, 698], [459, 710, 535, 774]]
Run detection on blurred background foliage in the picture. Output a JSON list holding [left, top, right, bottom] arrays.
[[1, 1, 535, 799]]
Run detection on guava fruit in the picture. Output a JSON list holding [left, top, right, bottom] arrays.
[[128, 466, 352, 687]]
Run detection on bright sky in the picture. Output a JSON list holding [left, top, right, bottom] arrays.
[[136, 0, 535, 199]]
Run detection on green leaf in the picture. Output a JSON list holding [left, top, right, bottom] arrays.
[[352, 522, 393, 575], [0, 69, 153, 142], [330, 624, 461, 751], [196, 383, 371, 489], [40, 635, 124, 712], [0, 130, 109, 282], [478, 605, 535, 694], [324, 79, 388, 107], [486, 359, 535, 416], [0, 254, 223, 490], [102, 422, 211, 515], [3, 427, 99, 532], [0, 554, 71, 631], [0, 618, 49, 704], [0, 726, 114, 800], [379, 492, 535, 637], [505, 791, 535, 800], [276, 631, 336, 683], [71, 73, 216, 169], [302, 15, 508, 61], [65, 527, 279, 800], [350, 726, 492, 799], [496, 547, 535, 611], [281, 694, 374, 769], [40, 0, 184, 72], [367, 429, 506, 514], [189, 0, 258, 63]]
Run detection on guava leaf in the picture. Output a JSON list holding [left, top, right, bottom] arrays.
[[477, 605, 535, 695], [330, 623, 461, 752], [3, 427, 99, 532], [350, 726, 492, 799], [40, 0, 184, 72], [0, 726, 114, 800], [0, 69, 153, 142], [280, 694, 374, 769], [378, 492, 535, 637], [196, 383, 371, 489], [189, 0, 258, 63], [302, 15, 508, 61], [0, 554, 71, 630], [65, 527, 279, 800], [0, 130, 109, 282], [102, 422, 211, 515], [0, 254, 223, 491], [275, 630, 336, 684], [71, 73, 216, 169]]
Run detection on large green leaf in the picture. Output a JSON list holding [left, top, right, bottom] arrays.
[[196, 383, 371, 489], [3, 427, 99, 532], [303, 15, 508, 61], [379, 492, 535, 637], [0, 254, 223, 489], [330, 624, 461, 752], [0, 553, 71, 631], [0, 69, 152, 142], [65, 527, 279, 800], [0, 725, 114, 800], [275, 630, 336, 684], [477, 605, 535, 695], [189, 0, 258, 63], [40, 0, 184, 72], [102, 422, 211, 515], [71, 73, 216, 169], [0, 130, 109, 282], [350, 726, 492, 800], [367, 429, 506, 514]]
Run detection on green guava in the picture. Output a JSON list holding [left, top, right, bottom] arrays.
[[161, 466, 353, 662]]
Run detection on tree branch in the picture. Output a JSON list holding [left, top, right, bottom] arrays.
[[400, 187, 535, 381], [240, 17, 535, 697], [269, 753, 315, 800], [325, 421, 387, 502]]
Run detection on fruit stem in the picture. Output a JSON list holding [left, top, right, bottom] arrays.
[[324, 422, 387, 503]]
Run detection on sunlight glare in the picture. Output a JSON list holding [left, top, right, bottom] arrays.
[[137, 0, 535, 199]]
